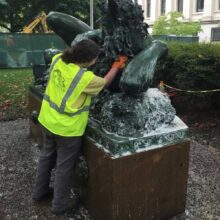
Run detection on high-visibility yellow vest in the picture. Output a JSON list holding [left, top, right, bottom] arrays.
[[38, 54, 95, 136]]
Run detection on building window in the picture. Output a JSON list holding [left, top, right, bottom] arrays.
[[161, 0, 166, 15], [177, 0, 183, 13], [146, 0, 151, 17], [196, 0, 204, 12], [211, 28, 220, 41]]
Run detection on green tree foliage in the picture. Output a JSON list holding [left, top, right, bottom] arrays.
[[0, 0, 101, 32], [152, 11, 202, 36], [0, 0, 7, 5], [0, 0, 8, 31]]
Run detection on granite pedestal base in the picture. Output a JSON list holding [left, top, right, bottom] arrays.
[[27, 86, 43, 146], [84, 137, 190, 220]]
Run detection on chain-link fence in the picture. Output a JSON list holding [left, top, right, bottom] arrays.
[[0, 33, 67, 68]]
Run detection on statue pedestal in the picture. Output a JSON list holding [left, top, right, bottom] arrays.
[[28, 87, 190, 219], [84, 116, 190, 220], [84, 137, 190, 220], [27, 86, 43, 146]]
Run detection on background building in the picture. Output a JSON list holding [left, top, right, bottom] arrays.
[[139, 0, 220, 42]]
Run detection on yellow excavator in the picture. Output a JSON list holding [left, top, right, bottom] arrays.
[[22, 11, 49, 33]]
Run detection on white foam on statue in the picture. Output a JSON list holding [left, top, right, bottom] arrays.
[[140, 116, 188, 138], [87, 115, 189, 159], [87, 88, 188, 158], [112, 116, 188, 158], [146, 88, 163, 98]]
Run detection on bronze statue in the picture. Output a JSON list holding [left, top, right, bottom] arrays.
[[44, 0, 176, 138]]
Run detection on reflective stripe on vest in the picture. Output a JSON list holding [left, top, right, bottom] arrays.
[[43, 57, 90, 117], [48, 55, 62, 73], [43, 94, 90, 116]]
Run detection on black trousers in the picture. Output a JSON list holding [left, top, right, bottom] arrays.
[[32, 127, 82, 211]]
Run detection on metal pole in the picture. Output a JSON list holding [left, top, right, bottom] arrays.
[[90, 0, 94, 29]]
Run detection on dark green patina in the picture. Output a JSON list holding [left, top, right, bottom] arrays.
[[44, 0, 167, 94], [46, 11, 91, 45], [120, 40, 168, 95]]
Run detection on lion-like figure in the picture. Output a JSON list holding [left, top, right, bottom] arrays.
[[44, 0, 176, 137]]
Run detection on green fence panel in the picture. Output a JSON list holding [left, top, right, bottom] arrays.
[[167, 35, 199, 42], [152, 35, 168, 41], [0, 33, 67, 68], [152, 35, 199, 43]]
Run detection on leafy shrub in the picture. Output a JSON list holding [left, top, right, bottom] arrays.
[[154, 42, 220, 111]]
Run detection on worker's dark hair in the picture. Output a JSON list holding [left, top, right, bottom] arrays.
[[61, 39, 100, 64]]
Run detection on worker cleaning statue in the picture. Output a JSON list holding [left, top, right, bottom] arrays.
[[41, 0, 175, 139], [31, 0, 189, 216]]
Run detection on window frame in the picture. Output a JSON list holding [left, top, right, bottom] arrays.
[[146, 0, 151, 18], [161, 0, 166, 15], [196, 0, 204, 12], [177, 0, 183, 13], [211, 28, 220, 41]]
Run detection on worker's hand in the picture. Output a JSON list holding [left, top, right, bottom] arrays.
[[111, 55, 127, 69]]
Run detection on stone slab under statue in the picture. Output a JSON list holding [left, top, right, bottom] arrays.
[[28, 0, 190, 219]]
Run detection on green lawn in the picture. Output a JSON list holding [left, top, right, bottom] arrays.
[[0, 68, 33, 121]]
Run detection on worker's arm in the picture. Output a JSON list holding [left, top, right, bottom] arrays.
[[104, 67, 118, 88], [104, 56, 127, 88], [82, 56, 127, 97]]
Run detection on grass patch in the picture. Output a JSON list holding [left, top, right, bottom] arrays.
[[0, 68, 33, 121]]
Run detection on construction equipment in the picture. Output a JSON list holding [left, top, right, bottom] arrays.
[[22, 11, 49, 33]]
